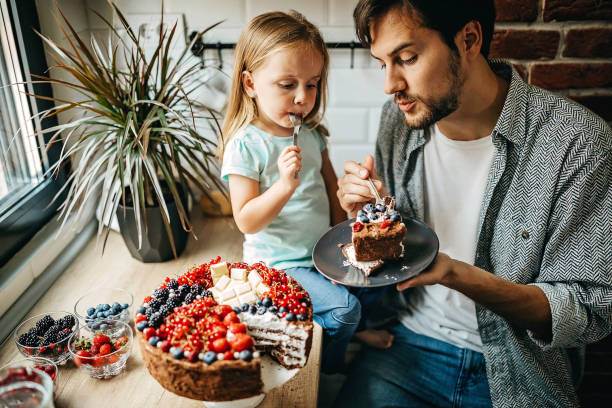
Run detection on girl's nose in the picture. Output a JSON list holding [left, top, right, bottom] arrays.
[[383, 65, 407, 95], [294, 86, 306, 104]]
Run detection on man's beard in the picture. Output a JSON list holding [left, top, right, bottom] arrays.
[[395, 51, 464, 129]]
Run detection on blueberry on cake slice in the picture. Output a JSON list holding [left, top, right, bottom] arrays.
[[344, 197, 407, 275]]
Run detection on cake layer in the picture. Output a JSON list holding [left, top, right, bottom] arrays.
[[353, 222, 406, 262]]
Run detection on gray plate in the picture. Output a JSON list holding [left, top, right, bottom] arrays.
[[313, 218, 439, 288]]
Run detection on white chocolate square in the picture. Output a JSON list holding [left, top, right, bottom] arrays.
[[225, 297, 241, 308], [248, 271, 263, 287], [210, 262, 229, 283], [238, 292, 258, 305], [214, 275, 231, 291], [234, 282, 252, 295], [231, 268, 248, 281], [255, 282, 270, 297], [209, 287, 221, 303], [220, 287, 236, 301]]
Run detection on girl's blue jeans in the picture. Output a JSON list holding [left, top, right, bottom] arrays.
[[285, 266, 386, 374]]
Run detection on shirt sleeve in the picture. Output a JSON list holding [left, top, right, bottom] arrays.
[[221, 136, 260, 182], [527, 148, 612, 349], [313, 128, 327, 152]]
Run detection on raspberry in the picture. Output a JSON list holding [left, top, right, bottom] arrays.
[[352, 222, 364, 232], [381, 220, 391, 229]]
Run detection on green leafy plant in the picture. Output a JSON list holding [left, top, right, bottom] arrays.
[[23, 3, 226, 256]]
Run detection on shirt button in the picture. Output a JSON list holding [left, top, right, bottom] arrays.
[[521, 230, 530, 240]]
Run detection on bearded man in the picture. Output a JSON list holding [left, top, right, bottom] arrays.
[[334, 1, 612, 407]]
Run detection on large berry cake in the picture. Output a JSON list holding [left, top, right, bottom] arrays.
[[135, 258, 313, 401]]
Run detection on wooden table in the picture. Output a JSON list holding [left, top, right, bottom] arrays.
[[0, 212, 322, 407]]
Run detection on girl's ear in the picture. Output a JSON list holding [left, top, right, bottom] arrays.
[[242, 71, 256, 98]]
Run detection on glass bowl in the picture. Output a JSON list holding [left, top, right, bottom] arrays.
[[13, 311, 79, 365], [67, 319, 133, 379], [73, 288, 133, 328], [0, 363, 54, 407]]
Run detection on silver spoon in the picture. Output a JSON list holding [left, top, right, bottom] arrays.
[[289, 113, 302, 178]]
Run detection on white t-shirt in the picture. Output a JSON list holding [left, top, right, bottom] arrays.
[[399, 123, 495, 352]]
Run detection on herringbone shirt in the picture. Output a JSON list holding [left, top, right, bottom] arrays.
[[376, 61, 612, 407]]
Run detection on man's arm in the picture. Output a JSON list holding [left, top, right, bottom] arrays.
[[398, 253, 552, 341]]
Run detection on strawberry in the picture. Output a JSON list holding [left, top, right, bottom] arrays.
[[223, 312, 240, 325], [93, 334, 110, 349], [211, 338, 230, 353], [223, 350, 235, 361], [114, 336, 129, 350], [143, 327, 156, 340], [229, 333, 254, 352], [74, 350, 91, 367], [353, 222, 364, 232], [213, 305, 233, 319], [92, 355, 107, 368], [380, 220, 391, 229], [158, 340, 171, 352], [135, 314, 147, 323], [229, 323, 247, 334], [99, 344, 112, 356], [107, 354, 120, 364]]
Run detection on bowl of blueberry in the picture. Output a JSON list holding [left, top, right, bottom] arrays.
[[73, 288, 133, 329], [13, 312, 79, 365], [67, 319, 132, 379]]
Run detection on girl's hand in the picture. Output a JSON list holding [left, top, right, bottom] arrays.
[[278, 145, 302, 189]]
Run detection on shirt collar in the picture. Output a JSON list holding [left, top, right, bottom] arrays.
[[490, 60, 529, 147]]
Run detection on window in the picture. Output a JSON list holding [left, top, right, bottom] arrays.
[[0, 0, 66, 268]]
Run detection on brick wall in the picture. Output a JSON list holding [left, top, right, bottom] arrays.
[[491, 3, 612, 404], [491, 0, 612, 123]]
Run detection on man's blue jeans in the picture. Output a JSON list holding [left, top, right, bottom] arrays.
[[285, 266, 372, 374], [333, 323, 492, 408]]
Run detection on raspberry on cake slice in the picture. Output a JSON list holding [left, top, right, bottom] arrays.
[[347, 197, 407, 273]]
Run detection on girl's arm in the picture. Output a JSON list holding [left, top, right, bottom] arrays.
[[228, 145, 302, 234], [321, 149, 348, 226]]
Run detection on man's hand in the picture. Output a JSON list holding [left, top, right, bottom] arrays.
[[397, 253, 455, 291], [337, 155, 385, 217]]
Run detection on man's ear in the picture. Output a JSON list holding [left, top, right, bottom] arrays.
[[457, 21, 483, 59], [242, 71, 256, 98]]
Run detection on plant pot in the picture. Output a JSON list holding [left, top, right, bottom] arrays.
[[115, 186, 189, 263]]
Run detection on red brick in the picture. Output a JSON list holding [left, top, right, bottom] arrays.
[[490, 30, 560, 59], [543, 0, 612, 21], [513, 63, 529, 81], [563, 28, 612, 58], [530, 63, 612, 89], [495, 0, 538, 21], [570, 94, 612, 121]]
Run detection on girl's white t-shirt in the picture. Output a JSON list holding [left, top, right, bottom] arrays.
[[399, 123, 495, 352]]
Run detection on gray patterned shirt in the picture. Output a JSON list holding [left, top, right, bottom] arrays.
[[375, 61, 612, 407]]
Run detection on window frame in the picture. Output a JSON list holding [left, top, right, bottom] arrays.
[[0, 0, 67, 268]]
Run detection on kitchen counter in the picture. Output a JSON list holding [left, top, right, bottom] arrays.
[[0, 211, 321, 407]]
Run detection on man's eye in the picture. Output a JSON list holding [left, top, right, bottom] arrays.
[[399, 55, 417, 65]]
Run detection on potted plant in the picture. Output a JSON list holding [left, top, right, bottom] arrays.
[[25, 4, 226, 261]]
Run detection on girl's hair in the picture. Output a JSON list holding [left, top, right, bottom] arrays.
[[219, 10, 329, 160]]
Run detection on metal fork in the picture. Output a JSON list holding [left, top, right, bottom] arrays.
[[366, 177, 383, 204], [289, 113, 302, 178]]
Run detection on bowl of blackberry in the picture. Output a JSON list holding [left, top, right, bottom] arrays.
[[13, 311, 79, 365], [74, 288, 133, 329]]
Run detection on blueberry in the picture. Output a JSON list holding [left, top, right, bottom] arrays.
[[100, 323, 108, 330], [149, 336, 160, 346], [249, 305, 257, 314], [96, 304, 104, 311], [232, 307, 241, 314], [390, 213, 401, 222], [279, 306, 288, 314], [122, 303, 129, 310], [358, 215, 369, 224], [364, 203, 374, 212], [369, 212, 379, 221], [137, 305, 146, 314], [112, 302, 120, 308], [172, 348, 184, 359], [357, 209, 366, 217], [375, 203, 385, 213], [297, 313, 307, 321], [255, 299, 263, 307], [257, 307, 267, 315], [285, 313, 297, 322], [241, 303, 250, 312], [239, 350, 253, 362], [103, 311, 111, 318], [87, 307, 95, 316], [262, 297, 273, 308], [102, 304, 110, 311], [96, 312, 104, 318], [203, 351, 217, 364], [136, 321, 148, 331], [91, 322, 100, 330], [268, 305, 278, 314]]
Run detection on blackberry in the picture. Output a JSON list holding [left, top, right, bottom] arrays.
[[177, 285, 190, 299], [57, 315, 75, 330], [190, 284, 203, 295], [35, 315, 55, 335], [18, 331, 39, 347], [56, 328, 72, 342], [167, 279, 178, 290], [166, 296, 181, 309], [145, 307, 157, 319], [184, 292, 196, 305], [148, 312, 164, 329], [202, 290, 213, 298], [40, 325, 60, 345], [148, 298, 162, 311], [158, 305, 171, 317], [153, 288, 169, 302]]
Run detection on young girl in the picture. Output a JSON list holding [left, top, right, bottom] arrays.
[[220, 11, 392, 373]]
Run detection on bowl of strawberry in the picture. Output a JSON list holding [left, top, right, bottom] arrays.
[[68, 320, 132, 379], [13, 312, 79, 365]]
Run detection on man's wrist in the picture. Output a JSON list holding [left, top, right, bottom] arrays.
[[440, 258, 461, 289]]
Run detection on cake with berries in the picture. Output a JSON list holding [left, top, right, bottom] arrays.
[[136, 258, 313, 401], [345, 197, 407, 275]]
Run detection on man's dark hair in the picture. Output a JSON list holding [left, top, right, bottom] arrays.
[[354, 0, 496, 58]]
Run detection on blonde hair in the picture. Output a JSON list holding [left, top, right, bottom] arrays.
[[219, 11, 329, 160]]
